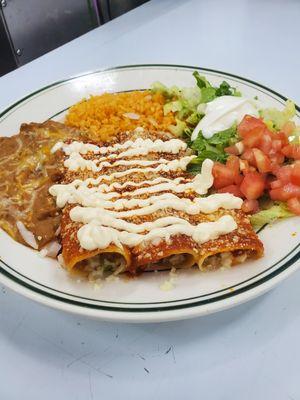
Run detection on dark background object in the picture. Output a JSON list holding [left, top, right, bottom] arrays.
[[0, 0, 149, 77], [1, 0, 99, 67], [0, 7, 17, 76], [106, 0, 149, 20]]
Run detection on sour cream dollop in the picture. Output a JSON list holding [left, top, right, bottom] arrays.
[[191, 96, 258, 140]]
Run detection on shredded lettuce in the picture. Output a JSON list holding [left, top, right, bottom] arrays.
[[186, 112, 204, 126], [151, 81, 181, 99], [168, 119, 187, 137], [260, 100, 296, 131], [193, 71, 241, 104], [152, 72, 241, 136], [192, 72, 211, 89], [181, 87, 202, 108], [151, 81, 171, 97], [250, 202, 294, 229], [215, 81, 242, 97], [157, 83, 202, 126], [291, 126, 300, 144], [204, 126, 238, 146], [153, 73, 299, 226], [187, 125, 238, 170], [163, 100, 182, 115], [200, 87, 217, 104]]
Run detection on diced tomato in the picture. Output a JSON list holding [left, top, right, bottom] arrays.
[[243, 131, 264, 148], [239, 159, 250, 173], [281, 121, 296, 137], [270, 183, 300, 201], [240, 172, 265, 200], [271, 140, 283, 153], [218, 184, 244, 198], [238, 115, 267, 148], [259, 134, 272, 154], [238, 115, 266, 137], [220, 115, 300, 208], [274, 165, 293, 183], [226, 155, 239, 171], [225, 145, 239, 155], [241, 148, 256, 166], [269, 188, 286, 201], [235, 175, 243, 185], [291, 162, 300, 186], [282, 144, 300, 160], [281, 182, 300, 199], [239, 160, 256, 175], [212, 162, 234, 189], [226, 155, 243, 184], [287, 197, 300, 216], [241, 199, 259, 214], [276, 131, 289, 146], [252, 148, 272, 173], [270, 180, 283, 189], [269, 153, 285, 167], [284, 183, 300, 198]]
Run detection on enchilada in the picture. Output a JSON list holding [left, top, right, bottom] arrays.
[[49, 128, 263, 278]]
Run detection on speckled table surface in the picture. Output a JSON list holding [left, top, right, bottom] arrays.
[[0, 0, 299, 398]]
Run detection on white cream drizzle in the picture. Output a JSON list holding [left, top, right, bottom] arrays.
[[52, 138, 187, 157], [49, 159, 215, 208], [77, 215, 237, 250], [91, 163, 188, 181], [64, 153, 196, 172], [49, 137, 241, 251], [85, 176, 187, 191], [69, 192, 242, 219]]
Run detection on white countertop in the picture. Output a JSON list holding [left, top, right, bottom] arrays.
[[0, 0, 299, 398]]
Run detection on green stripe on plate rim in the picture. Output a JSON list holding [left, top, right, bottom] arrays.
[[0, 245, 299, 312], [1, 64, 299, 122], [0, 241, 299, 308], [0, 64, 299, 313]]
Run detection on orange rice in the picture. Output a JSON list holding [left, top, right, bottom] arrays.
[[65, 90, 176, 141]]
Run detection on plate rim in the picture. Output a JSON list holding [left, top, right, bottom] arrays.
[[1, 63, 299, 120], [0, 63, 299, 321], [1, 259, 299, 323]]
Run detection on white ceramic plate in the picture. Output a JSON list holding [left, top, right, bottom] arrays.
[[0, 65, 299, 323]]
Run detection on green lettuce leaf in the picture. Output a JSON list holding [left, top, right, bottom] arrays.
[[168, 119, 187, 137], [250, 202, 294, 229], [152, 73, 242, 143], [152, 73, 241, 136], [260, 100, 296, 131], [205, 125, 238, 146], [181, 87, 202, 108], [290, 126, 300, 144], [200, 87, 217, 104], [215, 81, 242, 97], [186, 112, 203, 126], [151, 81, 180, 99], [189, 125, 238, 167], [163, 100, 182, 115], [193, 71, 241, 104], [161, 85, 201, 122], [192, 71, 211, 88]]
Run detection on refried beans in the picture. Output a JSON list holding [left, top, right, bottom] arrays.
[[0, 120, 85, 250]]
